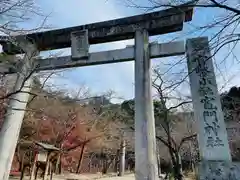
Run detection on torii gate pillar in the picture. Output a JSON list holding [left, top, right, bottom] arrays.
[[134, 29, 158, 180]]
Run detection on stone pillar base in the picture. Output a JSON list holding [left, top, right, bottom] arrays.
[[198, 161, 240, 180]]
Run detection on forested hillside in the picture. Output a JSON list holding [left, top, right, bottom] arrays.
[[1, 77, 240, 176]]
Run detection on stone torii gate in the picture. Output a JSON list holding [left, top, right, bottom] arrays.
[[0, 4, 193, 180], [0, 3, 237, 180]]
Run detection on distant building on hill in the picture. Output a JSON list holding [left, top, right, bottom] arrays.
[[78, 96, 111, 106]]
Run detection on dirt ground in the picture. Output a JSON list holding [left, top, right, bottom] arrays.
[[9, 172, 130, 180], [9, 173, 195, 180]]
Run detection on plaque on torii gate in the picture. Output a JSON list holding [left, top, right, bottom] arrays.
[[71, 30, 89, 60]]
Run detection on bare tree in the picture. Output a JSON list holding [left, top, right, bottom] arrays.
[[0, 0, 52, 103], [118, 0, 240, 93], [152, 66, 196, 180], [74, 91, 125, 174], [1, 0, 48, 35], [121, 0, 240, 49]]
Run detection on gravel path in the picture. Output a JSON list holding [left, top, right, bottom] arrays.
[[98, 174, 135, 180]]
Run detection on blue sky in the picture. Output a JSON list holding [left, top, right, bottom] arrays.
[[34, 0, 139, 101], [17, 0, 240, 102]]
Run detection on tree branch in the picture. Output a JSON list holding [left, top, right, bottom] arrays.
[[177, 133, 197, 151], [167, 101, 192, 111], [209, 0, 240, 15], [65, 134, 102, 152]]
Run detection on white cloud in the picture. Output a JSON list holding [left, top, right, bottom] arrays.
[[36, 0, 136, 101]]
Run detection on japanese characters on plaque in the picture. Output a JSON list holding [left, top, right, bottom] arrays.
[[199, 162, 240, 180], [191, 39, 224, 148]]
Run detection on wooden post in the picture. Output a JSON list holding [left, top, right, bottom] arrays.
[[76, 143, 86, 174], [55, 153, 61, 174], [43, 152, 50, 180], [35, 165, 39, 180], [30, 154, 37, 180], [49, 162, 52, 176], [20, 152, 25, 174], [50, 162, 53, 180]]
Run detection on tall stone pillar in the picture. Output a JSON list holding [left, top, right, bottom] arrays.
[[186, 37, 240, 179], [134, 29, 158, 180], [0, 41, 38, 180]]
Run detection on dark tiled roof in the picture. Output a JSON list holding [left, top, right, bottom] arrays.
[[35, 141, 60, 151]]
